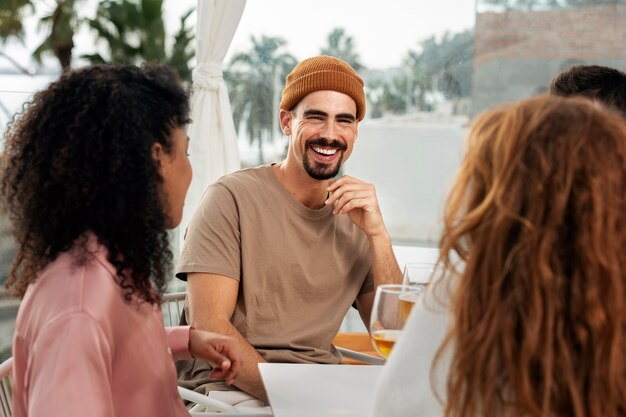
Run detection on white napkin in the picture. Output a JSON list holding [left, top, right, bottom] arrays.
[[208, 390, 273, 414]]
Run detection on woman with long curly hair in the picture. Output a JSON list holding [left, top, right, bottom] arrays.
[[372, 95, 626, 417], [1, 64, 241, 416]]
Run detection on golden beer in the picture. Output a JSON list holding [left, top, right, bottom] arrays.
[[399, 293, 418, 321], [371, 329, 402, 358]]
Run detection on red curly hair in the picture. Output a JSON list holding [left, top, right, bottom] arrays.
[[436, 95, 626, 417]]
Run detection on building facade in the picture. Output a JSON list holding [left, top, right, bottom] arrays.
[[473, 3, 626, 114]]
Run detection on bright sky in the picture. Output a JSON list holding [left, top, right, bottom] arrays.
[[1, 0, 475, 72], [173, 0, 476, 69]]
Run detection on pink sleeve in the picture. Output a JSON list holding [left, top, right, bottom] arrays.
[[166, 326, 192, 360], [27, 313, 114, 417]]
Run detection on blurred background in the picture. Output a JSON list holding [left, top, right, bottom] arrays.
[[1, 0, 625, 353]]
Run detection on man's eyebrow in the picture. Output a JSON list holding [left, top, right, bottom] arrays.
[[303, 109, 328, 117], [336, 113, 356, 121], [302, 109, 356, 121]]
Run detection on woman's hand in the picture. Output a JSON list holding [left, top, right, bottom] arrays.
[[188, 328, 242, 384]]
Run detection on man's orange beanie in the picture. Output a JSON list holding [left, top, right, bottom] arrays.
[[280, 55, 366, 121]]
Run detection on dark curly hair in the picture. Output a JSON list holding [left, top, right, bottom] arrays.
[[1, 64, 190, 303]]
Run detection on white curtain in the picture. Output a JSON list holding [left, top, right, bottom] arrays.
[[181, 0, 246, 238]]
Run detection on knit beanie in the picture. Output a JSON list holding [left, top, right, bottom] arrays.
[[280, 55, 366, 121]]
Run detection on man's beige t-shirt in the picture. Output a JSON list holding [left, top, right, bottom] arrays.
[[176, 164, 374, 364]]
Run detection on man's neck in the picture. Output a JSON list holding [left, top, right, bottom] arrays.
[[272, 161, 330, 210]]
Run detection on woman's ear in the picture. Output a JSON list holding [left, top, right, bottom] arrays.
[[151, 142, 165, 172]]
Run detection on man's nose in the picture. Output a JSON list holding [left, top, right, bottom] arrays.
[[319, 120, 338, 140]]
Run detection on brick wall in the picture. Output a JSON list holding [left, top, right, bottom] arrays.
[[472, 4, 626, 114]]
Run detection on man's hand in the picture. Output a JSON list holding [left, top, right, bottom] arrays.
[[327, 175, 403, 327], [188, 273, 268, 401], [326, 176, 387, 238], [188, 328, 242, 385]]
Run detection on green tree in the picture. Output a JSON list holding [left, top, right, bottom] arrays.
[[406, 29, 474, 109], [0, 0, 32, 73], [0, 0, 82, 72], [33, 0, 81, 71], [167, 9, 194, 81], [0, 0, 32, 41], [387, 75, 415, 113], [84, 0, 194, 80], [225, 35, 297, 164], [320, 27, 364, 71], [367, 29, 473, 117], [366, 74, 412, 117]]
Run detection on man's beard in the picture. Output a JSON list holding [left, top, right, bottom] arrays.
[[302, 138, 346, 180]]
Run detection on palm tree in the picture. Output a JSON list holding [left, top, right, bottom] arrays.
[[366, 29, 473, 117], [167, 9, 194, 81], [225, 35, 297, 164], [33, 0, 81, 71], [84, 0, 194, 80], [404, 30, 474, 110], [0, 0, 81, 72], [0, 0, 32, 41], [320, 28, 364, 72], [85, 0, 165, 64]]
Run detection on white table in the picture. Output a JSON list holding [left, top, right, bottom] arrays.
[[259, 363, 383, 417]]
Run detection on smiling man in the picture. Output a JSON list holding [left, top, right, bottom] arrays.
[[175, 56, 402, 404]]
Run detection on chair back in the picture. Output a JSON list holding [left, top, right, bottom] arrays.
[[162, 292, 273, 415], [0, 357, 13, 417], [162, 291, 186, 326]]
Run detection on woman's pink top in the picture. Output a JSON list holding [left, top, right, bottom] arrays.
[[11, 241, 192, 417]]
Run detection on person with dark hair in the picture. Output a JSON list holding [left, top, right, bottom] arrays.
[[175, 55, 402, 403], [373, 95, 626, 417], [1, 64, 241, 417], [549, 64, 626, 118]]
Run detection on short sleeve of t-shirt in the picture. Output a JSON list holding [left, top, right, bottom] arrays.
[[359, 268, 375, 296], [176, 183, 241, 281]]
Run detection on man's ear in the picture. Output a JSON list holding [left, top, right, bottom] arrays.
[[279, 109, 293, 135]]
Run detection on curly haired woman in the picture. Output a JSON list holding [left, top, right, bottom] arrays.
[[373, 95, 626, 417], [1, 64, 241, 417]]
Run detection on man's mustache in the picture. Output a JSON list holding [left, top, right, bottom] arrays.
[[306, 138, 347, 151]]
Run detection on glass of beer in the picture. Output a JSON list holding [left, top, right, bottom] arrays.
[[402, 262, 435, 289], [399, 262, 434, 319], [370, 284, 422, 358]]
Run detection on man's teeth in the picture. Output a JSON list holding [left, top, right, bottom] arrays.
[[313, 147, 337, 156]]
